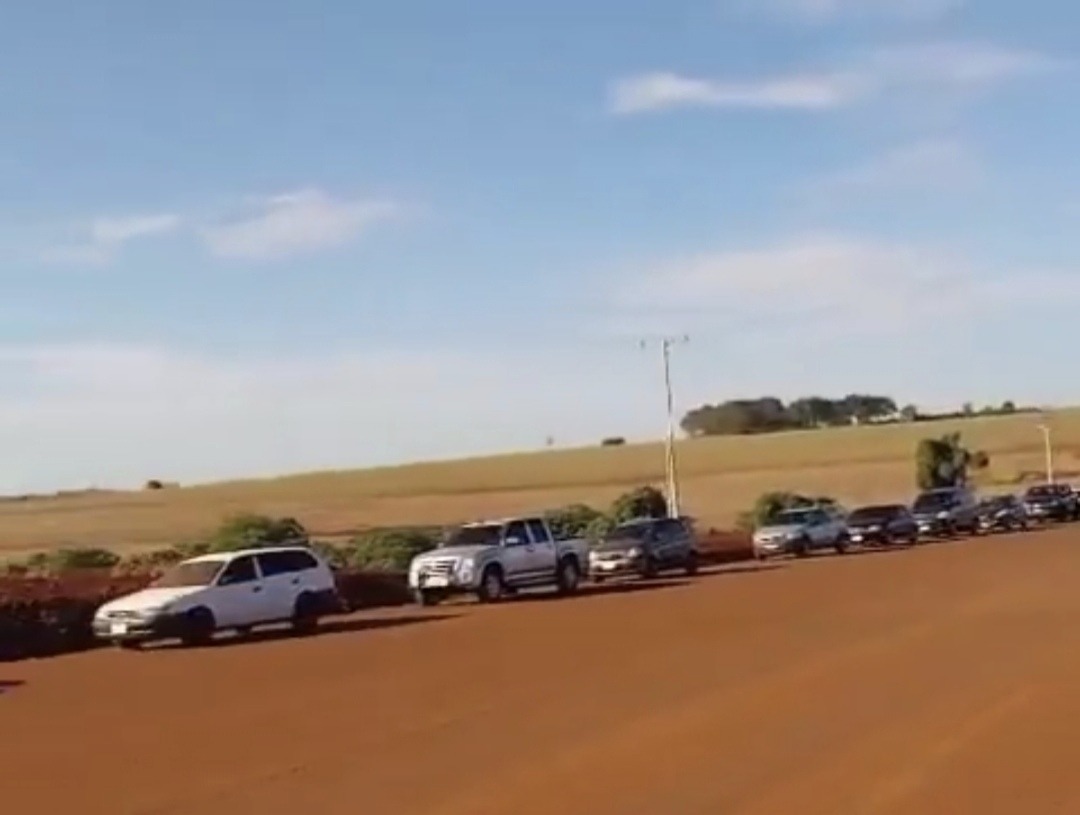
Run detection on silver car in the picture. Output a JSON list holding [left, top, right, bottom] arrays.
[[753, 506, 849, 559]]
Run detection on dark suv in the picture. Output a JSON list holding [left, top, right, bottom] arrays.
[[911, 487, 979, 537], [976, 494, 1029, 533], [588, 517, 699, 581], [846, 504, 919, 546], [1022, 483, 1079, 523]]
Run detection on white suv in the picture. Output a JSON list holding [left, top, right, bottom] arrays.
[[93, 546, 341, 649]]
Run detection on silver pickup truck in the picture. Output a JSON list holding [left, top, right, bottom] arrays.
[[408, 515, 589, 605]]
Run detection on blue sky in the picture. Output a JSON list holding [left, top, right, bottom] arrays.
[[0, 0, 1077, 491]]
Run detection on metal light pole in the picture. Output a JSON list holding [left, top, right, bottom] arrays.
[[1037, 422, 1054, 484], [642, 335, 689, 518]]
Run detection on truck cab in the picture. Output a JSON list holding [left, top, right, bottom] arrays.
[[408, 515, 589, 605]]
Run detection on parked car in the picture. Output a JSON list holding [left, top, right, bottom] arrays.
[[588, 516, 699, 582], [407, 515, 588, 605], [1022, 483, 1079, 523], [752, 505, 849, 559], [976, 494, 1029, 533], [845, 504, 919, 547], [93, 546, 342, 649], [911, 486, 980, 537]]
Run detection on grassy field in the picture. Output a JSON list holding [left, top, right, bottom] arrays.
[[3, 409, 1079, 557]]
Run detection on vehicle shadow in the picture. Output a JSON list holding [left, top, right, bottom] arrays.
[[149, 612, 456, 651], [0, 679, 25, 694], [505, 577, 691, 604], [695, 561, 784, 577]]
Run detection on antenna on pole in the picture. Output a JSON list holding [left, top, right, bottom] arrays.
[[641, 335, 689, 518]]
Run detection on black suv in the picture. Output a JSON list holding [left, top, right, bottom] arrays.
[[589, 517, 699, 582], [1022, 483, 1078, 523], [846, 504, 919, 546], [911, 487, 979, 537], [976, 494, 1029, 533]]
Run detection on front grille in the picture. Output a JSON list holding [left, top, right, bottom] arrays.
[[425, 559, 456, 576]]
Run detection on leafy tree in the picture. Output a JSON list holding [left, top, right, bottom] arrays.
[[735, 491, 825, 531], [209, 514, 309, 551], [1000, 400, 1017, 414], [900, 404, 919, 422], [345, 528, 438, 572], [545, 504, 608, 539], [610, 486, 668, 523], [915, 433, 990, 490]]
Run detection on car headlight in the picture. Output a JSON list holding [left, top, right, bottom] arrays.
[[937, 511, 949, 519], [627, 547, 642, 558]]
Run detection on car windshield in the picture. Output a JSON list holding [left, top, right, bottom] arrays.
[[151, 560, 223, 588], [914, 492, 954, 512], [605, 523, 655, 542], [772, 509, 817, 526], [443, 524, 502, 547], [1025, 485, 1055, 499], [849, 506, 899, 522]]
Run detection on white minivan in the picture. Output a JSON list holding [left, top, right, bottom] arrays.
[[93, 546, 341, 648]]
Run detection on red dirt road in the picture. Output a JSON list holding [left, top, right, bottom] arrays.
[[5, 529, 1080, 815]]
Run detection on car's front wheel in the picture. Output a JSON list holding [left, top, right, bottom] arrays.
[[684, 550, 700, 576], [180, 607, 216, 647], [476, 566, 506, 603], [556, 557, 581, 595]]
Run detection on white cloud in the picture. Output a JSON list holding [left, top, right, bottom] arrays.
[[806, 138, 981, 196], [614, 235, 1080, 335], [608, 71, 861, 114], [41, 213, 180, 266], [0, 342, 660, 494], [608, 41, 1061, 114], [756, 0, 963, 23], [201, 188, 401, 261]]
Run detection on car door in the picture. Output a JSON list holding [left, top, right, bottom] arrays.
[[524, 518, 558, 576], [256, 550, 311, 621], [212, 554, 269, 627], [501, 520, 533, 584]]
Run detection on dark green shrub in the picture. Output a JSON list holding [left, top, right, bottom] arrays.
[[209, 514, 309, 551], [610, 486, 668, 523], [545, 503, 607, 540], [345, 528, 438, 572]]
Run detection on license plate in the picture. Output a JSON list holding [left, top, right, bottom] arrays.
[[596, 561, 618, 571], [110, 621, 129, 635], [421, 575, 449, 588], [850, 534, 863, 543]]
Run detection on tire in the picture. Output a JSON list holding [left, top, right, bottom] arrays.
[[640, 555, 659, 578], [476, 565, 506, 603], [834, 538, 849, 555], [412, 588, 441, 606], [291, 593, 321, 636], [794, 537, 811, 558], [180, 607, 216, 647], [881, 531, 894, 547], [556, 557, 581, 595], [684, 550, 700, 576]]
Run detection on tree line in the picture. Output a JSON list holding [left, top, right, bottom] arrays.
[[680, 395, 1031, 438]]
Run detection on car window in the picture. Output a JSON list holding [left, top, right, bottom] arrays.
[[525, 518, 552, 545], [659, 519, 687, 539], [217, 555, 259, 586], [258, 550, 318, 577], [504, 521, 529, 546]]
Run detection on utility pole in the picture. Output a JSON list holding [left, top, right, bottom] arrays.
[[1037, 422, 1054, 484], [641, 335, 689, 518]]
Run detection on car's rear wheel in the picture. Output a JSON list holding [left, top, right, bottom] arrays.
[[556, 557, 581, 595], [794, 537, 811, 558], [640, 555, 659, 578], [291, 593, 321, 636], [180, 607, 215, 647]]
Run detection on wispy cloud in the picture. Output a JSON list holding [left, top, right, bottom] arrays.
[[201, 188, 402, 261], [753, 0, 964, 23], [41, 213, 180, 266], [806, 138, 981, 197], [612, 234, 1080, 336], [608, 40, 1061, 115]]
